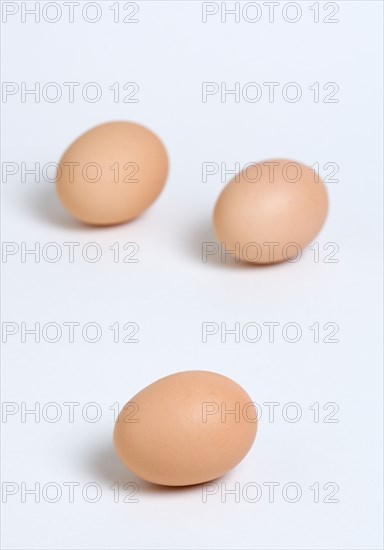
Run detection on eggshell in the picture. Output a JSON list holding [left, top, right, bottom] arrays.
[[213, 159, 328, 264], [56, 121, 168, 225], [113, 371, 257, 486]]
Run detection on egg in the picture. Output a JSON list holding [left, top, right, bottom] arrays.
[[213, 159, 328, 264], [113, 371, 257, 486], [56, 121, 168, 225]]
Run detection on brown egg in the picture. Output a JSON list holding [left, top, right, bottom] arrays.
[[213, 159, 328, 264], [56, 121, 168, 225], [113, 371, 257, 486]]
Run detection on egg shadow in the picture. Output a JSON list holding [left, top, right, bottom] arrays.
[[26, 181, 87, 231], [89, 442, 202, 496], [188, 220, 288, 271], [27, 182, 141, 232]]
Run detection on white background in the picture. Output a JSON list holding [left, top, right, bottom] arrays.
[[1, 1, 383, 549]]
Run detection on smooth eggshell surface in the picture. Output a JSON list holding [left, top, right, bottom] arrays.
[[56, 121, 168, 225], [213, 159, 328, 264], [113, 371, 257, 486]]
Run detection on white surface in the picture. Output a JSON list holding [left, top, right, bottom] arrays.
[[1, 1, 383, 549]]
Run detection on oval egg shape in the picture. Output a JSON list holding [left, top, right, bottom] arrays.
[[113, 371, 257, 486], [213, 159, 328, 264], [56, 121, 168, 226]]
